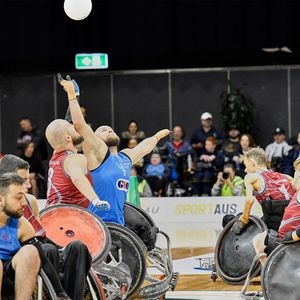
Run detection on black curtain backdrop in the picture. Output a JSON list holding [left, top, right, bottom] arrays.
[[1, 0, 300, 73]]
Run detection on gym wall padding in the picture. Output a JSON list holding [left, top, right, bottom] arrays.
[[0, 67, 300, 155], [171, 71, 227, 139], [113, 74, 169, 139], [230, 69, 289, 146], [0, 75, 54, 155]]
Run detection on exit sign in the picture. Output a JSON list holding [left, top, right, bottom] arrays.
[[75, 53, 108, 69]]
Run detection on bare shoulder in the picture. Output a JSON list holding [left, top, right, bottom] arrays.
[[244, 173, 260, 183], [65, 152, 87, 164]]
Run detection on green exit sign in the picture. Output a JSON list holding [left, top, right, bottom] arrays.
[[75, 53, 108, 70]]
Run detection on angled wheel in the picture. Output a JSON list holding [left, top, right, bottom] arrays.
[[262, 242, 300, 300], [93, 222, 147, 299], [40, 204, 111, 263], [214, 215, 267, 284]]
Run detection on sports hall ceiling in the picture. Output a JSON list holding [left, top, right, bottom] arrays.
[[1, 0, 300, 73]]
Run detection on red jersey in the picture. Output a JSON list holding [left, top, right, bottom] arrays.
[[47, 151, 92, 208], [278, 191, 300, 238], [254, 170, 294, 204], [24, 197, 46, 238]]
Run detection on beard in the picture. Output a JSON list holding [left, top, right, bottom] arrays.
[[72, 135, 85, 146], [3, 204, 23, 218], [105, 135, 120, 147]]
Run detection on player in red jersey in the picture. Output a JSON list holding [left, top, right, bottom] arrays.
[[228, 147, 295, 266], [0, 154, 92, 299], [232, 147, 295, 235], [45, 119, 109, 210], [252, 160, 300, 265]]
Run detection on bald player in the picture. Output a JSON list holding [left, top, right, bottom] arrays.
[[45, 119, 110, 210], [59, 75, 170, 225]]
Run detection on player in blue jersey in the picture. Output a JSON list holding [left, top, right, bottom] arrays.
[[59, 75, 170, 225], [0, 172, 41, 298]]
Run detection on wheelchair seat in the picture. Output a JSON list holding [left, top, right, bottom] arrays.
[[124, 202, 158, 251]]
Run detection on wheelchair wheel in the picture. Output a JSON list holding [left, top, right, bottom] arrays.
[[40, 204, 111, 263], [85, 268, 106, 300], [214, 215, 267, 284], [124, 202, 158, 251], [93, 223, 147, 299], [32, 269, 57, 300], [262, 242, 300, 300]]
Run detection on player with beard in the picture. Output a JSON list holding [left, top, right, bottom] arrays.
[[0, 172, 40, 299], [45, 119, 110, 210], [59, 75, 170, 225]]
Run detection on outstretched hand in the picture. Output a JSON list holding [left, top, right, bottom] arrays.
[[154, 129, 171, 141], [57, 73, 80, 97]]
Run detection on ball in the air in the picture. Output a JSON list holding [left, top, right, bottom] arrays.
[[64, 0, 92, 21]]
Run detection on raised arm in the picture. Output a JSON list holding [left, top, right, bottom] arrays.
[[58, 74, 108, 163], [64, 153, 110, 210], [121, 129, 170, 164], [232, 173, 259, 234]]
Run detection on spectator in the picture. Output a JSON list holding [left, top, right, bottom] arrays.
[[193, 136, 224, 196], [191, 112, 221, 156], [20, 142, 45, 198], [222, 125, 241, 164], [17, 117, 48, 161], [265, 127, 292, 172], [127, 138, 144, 174], [165, 125, 193, 188], [143, 152, 169, 196], [232, 133, 256, 177], [121, 120, 146, 149], [211, 163, 245, 196], [130, 166, 152, 197], [281, 132, 300, 176]]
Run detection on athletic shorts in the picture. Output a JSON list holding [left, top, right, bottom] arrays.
[[264, 230, 281, 256], [1, 258, 15, 296]]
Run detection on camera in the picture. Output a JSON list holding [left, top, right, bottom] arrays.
[[222, 172, 229, 180]]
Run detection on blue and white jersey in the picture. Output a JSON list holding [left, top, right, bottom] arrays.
[[88, 151, 132, 225]]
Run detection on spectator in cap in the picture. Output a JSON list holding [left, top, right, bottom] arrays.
[[190, 112, 221, 156], [222, 125, 241, 164], [265, 127, 292, 172], [281, 132, 300, 176]]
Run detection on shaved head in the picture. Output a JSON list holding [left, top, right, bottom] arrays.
[[95, 125, 120, 147], [46, 119, 84, 150]]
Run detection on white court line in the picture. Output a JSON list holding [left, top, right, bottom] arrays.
[[165, 290, 242, 300]]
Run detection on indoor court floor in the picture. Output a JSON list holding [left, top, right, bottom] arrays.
[[154, 221, 262, 300]]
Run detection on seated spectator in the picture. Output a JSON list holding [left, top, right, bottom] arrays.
[[190, 112, 221, 156], [120, 120, 146, 149], [20, 142, 45, 198], [127, 138, 144, 174], [143, 152, 169, 196], [281, 132, 300, 176], [265, 127, 292, 172], [232, 133, 256, 178], [17, 117, 48, 161], [211, 163, 245, 196], [165, 125, 193, 188], [193, 136, 224, 196], [222, 125, 241, 163]]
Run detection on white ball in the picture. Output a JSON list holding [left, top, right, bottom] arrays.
[[64, 0, 92, 21]]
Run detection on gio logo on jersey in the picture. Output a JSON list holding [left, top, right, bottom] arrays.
[[116, 179, 129, 191]]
